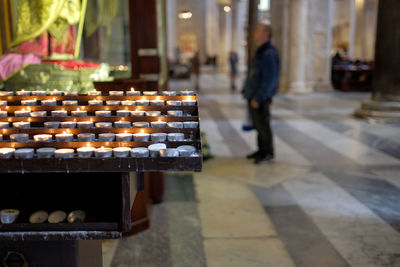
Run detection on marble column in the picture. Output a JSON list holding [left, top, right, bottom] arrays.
[[355, 0, 400, 120], [218, 4, 232, 72], [206, 0, 219, 58], [231, 0, 239, 54], [246, 0, 258, 67]]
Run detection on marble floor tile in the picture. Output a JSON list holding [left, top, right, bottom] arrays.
[[102, 239, 119, 267]]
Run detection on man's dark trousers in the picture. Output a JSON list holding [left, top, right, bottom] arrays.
[[248, 98, 273, 157]]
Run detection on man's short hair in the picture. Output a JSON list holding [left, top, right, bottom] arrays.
[[259, 23, 273, 40]]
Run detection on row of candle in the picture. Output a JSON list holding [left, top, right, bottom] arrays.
[[0, 89, 195, 97], [0, 120, 198, 129], [5, 109, 190, 117], [0, 144, 197, 159]]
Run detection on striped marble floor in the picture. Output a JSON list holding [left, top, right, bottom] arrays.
[[105, 73, 400, 267]]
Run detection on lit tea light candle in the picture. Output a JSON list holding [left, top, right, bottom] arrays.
[[126, 87, 141, 96], [0, 101, 7, 106], [77, 133, 95, 142], [0, 91, 13, 96], [115, 120, 131, 128], [167, 110, 183, 117], [116, 110, 130, 117], [51, 110, 68, 117], [95, 122, 112, 128], [132, 122, 149, 128], [44, 121, 60, 128], [145, 111, 161, 117], [10, 133, 29, 142], [55, 131, 74, 142], [143, 91, 158, 96], [0, 148, 15, 158], [109, 91, 124, 96], [177, 145, 197, 157], [151, 119, 166, 128], [64, 91, 78, 96], [182, 99, 197, 106], [62, 100, 78, 106], [94, 147, 113, 158], [55, 148, 74, 158], [115, 133, 132, 142], [95, 110, 111, 117], [136, 99, 149, 106], [16, 89, 31, 96], [150, 100, 164, 106], [31, 111, 47, 117], [183, 121, 199, 128], [0, 109, 7, 117], [151, 133, 167, 142], [106, 100, 121, 106], [77, 146, 95, 158], [41, 99, 57, 106], [88, 100, 103, 106], [166, 100, 182, 106], [98, 133, 115, 141], [131, 147, 149, 157], [168, 132, 185, 141], [37, 148, 56, 158], [0, 122, 9, 129], [121, 100, 136, 106], [15, 148, 35, 159], [49, 89, 63, 96], [160, 148, 179, 157], [113, 147, 131, 158], [32, 90, 46, 96], [180, 90, 195, 96], [131, 110, 145, 116], [77, 121, 93, 129], [167, 122, 183, 128], [133, 131, 150, 142], [88, 89, 101, 96], [60, 121, 77, 128], [21, 99, 37, 106], [13, 121, 30, 129], [71, 108, 87, 117], [148, 143, 167, 157], [33, 134, 52, 142], [161, 91, 177, 96], [15, 109, 30, 117]]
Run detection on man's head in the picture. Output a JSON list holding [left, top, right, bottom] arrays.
[[254, 24, 272, 46]]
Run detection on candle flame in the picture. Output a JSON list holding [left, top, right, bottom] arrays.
[[101, 146, 104, 149], [86, 143, 91, 147], [21, 89, 25, 92], [53, 98, 56, 101], [21, 108, 25, 112], [158, 119, 162, 123], [77, 108, 80, 111], [156, 96, 160, 100], [67, 129, 70, 133], [131, 87, 135, 91], [140, 129, 144, 134]]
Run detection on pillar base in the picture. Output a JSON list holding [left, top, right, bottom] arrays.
[[355, 99, 400, 123], [288, 82, 313, 93]]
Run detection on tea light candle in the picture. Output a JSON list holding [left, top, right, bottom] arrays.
[[177, 145, 197, 156], [115, 120, 131, 128], [50, 89, 63, 96], [31, 111, 47, 117], [0, 148, 15, 158], [161, 91, 177, 96], [37, 148, 56, 158], [88, 89, 101, 96], [148, 143, 167, 157], [44, 121, 60, 128], [133, 131, 150, 142], [77, 146, 95, 158], [95, 110, 111, 117], [60, 121, 76, 128], [21, 99, 37, 106], [145, 111, 161, 117], [182, 99, 197, 106], [16, 89, 31, 96], [109, 91, 124, 96], [88, 100, 103, 106], [56, 131, 74, 142], [0, 91, 13, 96], [150, 100, 164, 106], [95, 122, 112, 128], [143, 91, 158, 96], [136, 100, 149, 106], [13, 121, 30, 129], [41, 99, 57, 106], [0, 110, 7, 117], [180, 90, 195, 96], [126, 87, 141, 96], [51, 110, 68, 117], [160, 148, 179, 157], [116, 110, 130, 117], [15, 109, 30, 117], [33, 134, 52, 142], [167, 110, 183, 116], [113, 147, 130, 158], [71, 108, 87, 117], [94, 147, 113, 158], [55, 148, 74, 158], [132, 122, 150, 128], [106, 100, 121, 106], [62, 100, 78, 106], [131, 147, 149, 157], [32, 90, 46, 96], [121, 100, 136, 106], [131, 110, 145, 116], [0, 122, 9, 129], [168, 133, 185, 141], [98, 133, 115, 141], [183, 121, 199, 128], [15, 148, 34, 159], [10, 133, 29, 142], [115, 133, 132, 142], [151, 133, 167, 142], [0, 101, 7, 106], [151, 120, 166, 128], [77, 133, 95, 142], [77, 121, 93, 129], [0, 209, 20, 224], [166, 100, 182, 106], [167, 122, 183, 128], [0, 134, 2, 141], [64, 91, 78, 96]]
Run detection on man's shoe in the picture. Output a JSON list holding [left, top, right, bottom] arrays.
[[247, 151, 261, 159], [254, 154, 274, 164]]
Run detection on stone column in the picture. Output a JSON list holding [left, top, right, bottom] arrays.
[[231, 0, 239, 54], [246, 0, 258, 67], [355, 0, 400, 120], [206, 0, 219, 58], [218, 4, 232, 72]]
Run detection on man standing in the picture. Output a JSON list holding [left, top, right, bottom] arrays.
[[242, 24, 280, 164]]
